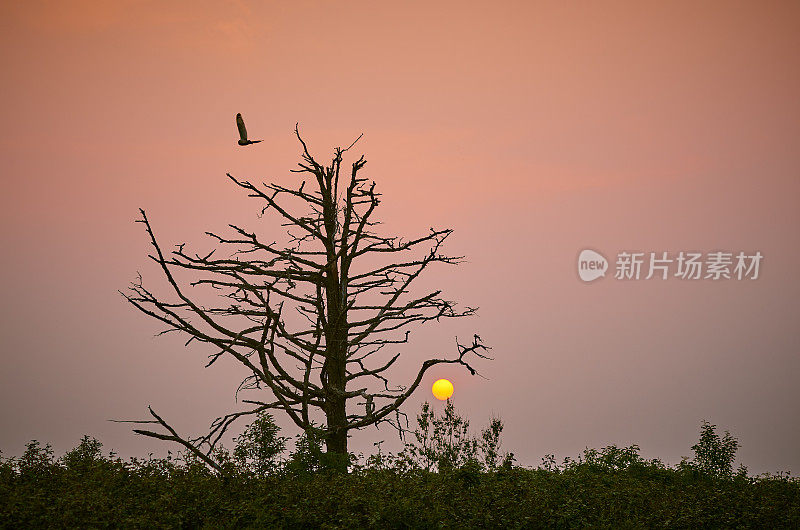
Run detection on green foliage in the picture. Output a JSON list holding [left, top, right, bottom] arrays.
[[1, 418, 798, 527], [481, 417, 515, 471], [285, 426, 351, 476], [60, 435, 104, 473], [18, 440, 55, 474], [399, 400, 513, 473], [232, 411, 287, 477], [576, 444, 651, 471], [285, 427, 326, 475], [0, 435, 798, 528], [689, 419, 740, 477]]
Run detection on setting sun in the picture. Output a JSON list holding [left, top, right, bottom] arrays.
[[431, 379, 454, 400]]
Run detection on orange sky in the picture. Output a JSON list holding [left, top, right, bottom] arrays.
[[1, 1, 798, 473]]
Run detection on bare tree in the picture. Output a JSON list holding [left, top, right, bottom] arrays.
[[120, 126, 489, 472]]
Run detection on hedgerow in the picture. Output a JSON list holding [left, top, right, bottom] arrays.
[[1, 406, 797, 528]]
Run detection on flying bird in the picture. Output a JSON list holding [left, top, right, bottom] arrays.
[[236, 113, 262, 146]]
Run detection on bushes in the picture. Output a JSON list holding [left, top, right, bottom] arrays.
[[391, 400, 514, 473], [6, 455, 795, 528], [232, 412, 287, 477], [687, 420, 743, 478], [0, 417, 798, 527]]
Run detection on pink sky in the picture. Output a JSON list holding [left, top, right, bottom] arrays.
[[1, 1, 798, 473]]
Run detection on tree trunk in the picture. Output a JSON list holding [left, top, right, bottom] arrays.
[[325, 399, 348, 454], [324, 353, 348, 472], [323, 324, 348, 470], [321, 178, 350, 470]]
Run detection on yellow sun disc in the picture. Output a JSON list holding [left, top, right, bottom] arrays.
[[432, 379, 454, 400]]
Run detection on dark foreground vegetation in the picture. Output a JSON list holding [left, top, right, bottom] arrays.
[[2, 404, 798, 528]]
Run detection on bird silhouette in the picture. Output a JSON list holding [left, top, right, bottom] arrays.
[[236, 113, 262, 146]]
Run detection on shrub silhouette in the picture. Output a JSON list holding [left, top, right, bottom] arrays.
[[232, 411, 287, 477], [689, 420, 741, 477], [398, 400, 513, 472], [60, 435, 104, 473], [1, 421, 799, 527]]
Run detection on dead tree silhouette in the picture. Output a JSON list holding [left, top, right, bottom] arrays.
[[119, 125, 489, 472]]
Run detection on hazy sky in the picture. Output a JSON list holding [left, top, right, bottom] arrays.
[[1, 1, 798, 474]]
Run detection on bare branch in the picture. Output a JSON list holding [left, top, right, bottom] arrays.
[[121, 127, 489, 464]]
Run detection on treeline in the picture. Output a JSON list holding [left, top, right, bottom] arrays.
[[1, 402, 798, 528]]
